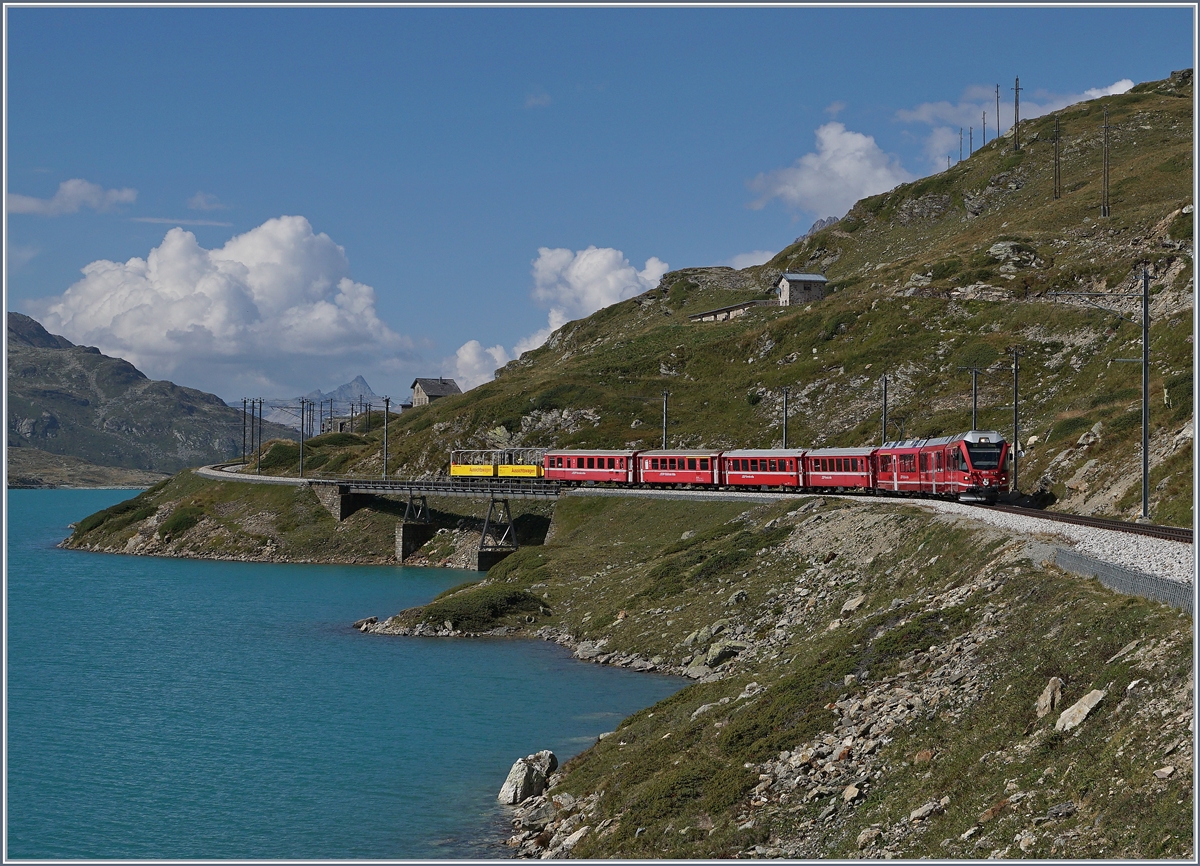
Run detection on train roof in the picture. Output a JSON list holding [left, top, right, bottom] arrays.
[[955, 430, 1006, 444], [544, 449, 638, 456], [639, 449, 723, 457], [881, 430, 1006, 450], [804, 446, 877, 457], [723, 449, 807, 457]]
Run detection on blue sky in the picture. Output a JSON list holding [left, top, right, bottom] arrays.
[[5, 4, 1195, 402]]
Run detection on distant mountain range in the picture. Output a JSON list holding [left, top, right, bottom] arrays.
[[242, 375, 389, 430], [7, 312, 296, 474]]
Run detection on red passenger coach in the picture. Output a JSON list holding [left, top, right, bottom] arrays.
[[803, 447, 876, 491], [876, 440, 923, 494], [722, 450, 805, 489], [638, 450, 722, 485], [544, 450, 637, 484]]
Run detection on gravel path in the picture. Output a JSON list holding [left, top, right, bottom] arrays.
[[907, 497, 1195, 586]]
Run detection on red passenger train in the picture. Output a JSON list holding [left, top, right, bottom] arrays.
[[540, 429, 1009, 502]]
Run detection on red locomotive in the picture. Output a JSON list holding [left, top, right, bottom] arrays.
[[540, 430, 1010, 502]]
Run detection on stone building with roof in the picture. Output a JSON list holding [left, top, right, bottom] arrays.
[[777, 273, 827, 306], [410, 377, 462, 407]]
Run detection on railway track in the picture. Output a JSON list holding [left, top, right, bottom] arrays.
[[979, 503, 1193, 544]]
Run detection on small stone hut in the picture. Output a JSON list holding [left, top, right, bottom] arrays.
[[411, 377, 462, 407], [778, 273, 827, 306]]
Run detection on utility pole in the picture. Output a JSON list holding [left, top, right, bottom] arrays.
[[958, 366, 982, 430], [969, 126, 973, 155], [881, 376, 888, 444], [959, 127, 963, 162], [258, 399, 264, 473], [995, 84, 1000, 143], [382, 396, 390, 478], [1010, 347, 1024, 494], [242, 398, 247, 464], [299, 398, 306, 478], [661, 391, 669, 449], [947, 155, 951, 171], [1053, 115, 1062, 199], [781, 386, 789, 448], [1049, 267, 1151, 519], [1101, 105, 1111, 217], [983, 110, 987, 146], [1012, 77, 1022, 150]]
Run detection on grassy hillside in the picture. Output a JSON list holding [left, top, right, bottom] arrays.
[[7, 313, 296, 474], [238, 73, 1193, 527], [365, 494, 1192, 859]]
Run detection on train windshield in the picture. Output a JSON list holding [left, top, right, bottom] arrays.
[[964, 442, 1003, 469]]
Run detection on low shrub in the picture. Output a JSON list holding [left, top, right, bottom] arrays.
[[418, 585, 547, 631], [158, 505, 204, 538]]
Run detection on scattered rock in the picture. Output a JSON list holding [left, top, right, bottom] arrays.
[[1055, 689, 1106, 732], [1036, 677, 1064, 718], [857, 826, 882, 848], [1154, 766, 1176, 779], [910, 800, 944, 822], [840, 594, 867, 615]]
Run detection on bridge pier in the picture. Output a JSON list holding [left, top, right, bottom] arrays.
[[396, 522, 437, 561], [477, 497, 518, 571], [396, 493, 435, 561], [310, 482, 371, 521]]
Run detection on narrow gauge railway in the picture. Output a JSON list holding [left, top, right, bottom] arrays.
[[446, 436, 1190, 544], [450, 429, 1011, 503], [982, 503, 1193, 544]]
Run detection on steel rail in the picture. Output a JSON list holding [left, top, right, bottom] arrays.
[[979, 503, 1193, 544]]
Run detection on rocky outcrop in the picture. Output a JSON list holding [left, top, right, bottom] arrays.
[[498, 750, 559, 805]]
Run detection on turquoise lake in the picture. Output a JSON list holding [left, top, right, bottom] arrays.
[[6, 489, 685, 859]]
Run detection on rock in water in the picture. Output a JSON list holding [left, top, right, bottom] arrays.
[[498, 750, 558, 804]]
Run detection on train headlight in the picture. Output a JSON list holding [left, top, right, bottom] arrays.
[[983, 479, 990, 486]]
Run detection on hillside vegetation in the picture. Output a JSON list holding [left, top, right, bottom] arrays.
[[239, 72, 1193, 527], [369, 494, 1191, 859]]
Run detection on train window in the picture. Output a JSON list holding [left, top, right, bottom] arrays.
[[699, 458, 709, 470], [666, 458, 675, 470], [650, 458, 658, 470], [687, 458, 696, 470], [833, 458, 841, 472], [618, 458, 624, 469], [766, 460, 774, 472]]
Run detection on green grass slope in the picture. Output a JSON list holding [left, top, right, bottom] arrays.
[[241, 74, 1192, 526], [371, 494, 1192, 859]]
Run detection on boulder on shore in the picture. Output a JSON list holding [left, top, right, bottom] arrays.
[[498, 749, 559, 804]]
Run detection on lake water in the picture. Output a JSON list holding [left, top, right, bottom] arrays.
[[6, 489, 684, 859]]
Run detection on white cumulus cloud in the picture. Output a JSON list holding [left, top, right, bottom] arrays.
[[747, 122, 914, 219], [188, 191, 228, 211], [725, 250, 776, 269], [8, 178, 137, 216], [30, 215, 414, 397], [898, 79, 1136, 162], [452, 245, 668, 390]]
